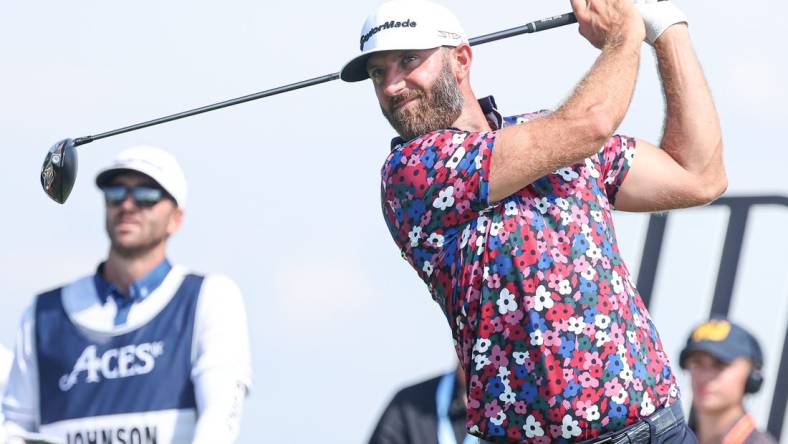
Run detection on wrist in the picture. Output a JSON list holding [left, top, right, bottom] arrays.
[[653, 23, 689, 47], [604, 31, 643, 53]]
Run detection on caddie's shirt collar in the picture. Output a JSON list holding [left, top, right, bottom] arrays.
[[390, 95, 503, 151], [94, 258, 172, 305]]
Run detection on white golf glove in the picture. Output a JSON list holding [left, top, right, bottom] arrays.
[[634, 0, 687, 45]]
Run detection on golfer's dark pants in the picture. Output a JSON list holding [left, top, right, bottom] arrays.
[[578, 402, 698, 444]]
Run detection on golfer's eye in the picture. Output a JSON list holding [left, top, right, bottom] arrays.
[[401, 54, 418, 66], [368, 67, 385, 81]]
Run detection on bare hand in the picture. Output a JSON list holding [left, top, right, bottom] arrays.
[[571, 0, 645, 49]]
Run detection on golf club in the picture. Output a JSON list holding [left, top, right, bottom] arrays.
[[38, 10, 589, 204]]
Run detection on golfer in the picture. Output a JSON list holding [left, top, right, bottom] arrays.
[[341, 0, 725, 442], [2, 146, 252, 444]]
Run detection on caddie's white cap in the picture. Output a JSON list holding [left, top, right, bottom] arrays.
[[340, 0, 468, 82], [95, 145, 188, 209]]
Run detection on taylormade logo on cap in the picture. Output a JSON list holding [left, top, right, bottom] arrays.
[[340, 0, 468, 82], [360, 19, 418, 51]]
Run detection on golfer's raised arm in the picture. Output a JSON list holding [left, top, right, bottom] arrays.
[[615, 23, 727, 212], [488, 0, 645, 203]]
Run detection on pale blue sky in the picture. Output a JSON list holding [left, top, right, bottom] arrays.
[[2, 1, 787, 442]]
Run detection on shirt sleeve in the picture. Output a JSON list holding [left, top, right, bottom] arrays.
[[2, 306, 40, 433], [596, 135, 636, 206], [190, 274, 251, 444], [380, 130, 496, 274]]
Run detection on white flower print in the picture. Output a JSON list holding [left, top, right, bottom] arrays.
[[426, 232, 444, 248], [581, 223, 593, 236], [623, 138, 635, 161], [595, 314, 611, 330], [534, 197, 550, 214], [611, 270, 625, 294], [581, 267, 596, 281], [408, 226, 422, 247], [490, 410, 507, 426], [475, 235, 486, 255], [586, 242, 602, 260], [513, 351, 529, 365], [433, 186, 456, 210], [595, 330, 610, 346], [640, 392, 656, 417], [504, 201, 518, 216], [568, 316, 586, 334], [460, 225, 471, 248], [490, 221, 504, 236], [497, 288, 518, 314], [499, 390, 516, 404], [422, 261, 433, 276], [612, 389, 628, 404], [590, 209, 603, 222], [584, 158, 601, 178], [620, 367, 634, 382], [476, 216, 490, 233], [586, 405, 601, 421], [558, 279, 573, 295], [474, 338, 492, 353], [524, 415, 544, 438], [530, 330, 544, 346], [445, 146, 466, 169], [556, 198, 570, 210], [560, 211, 572, 226], [473, 353, 491, 370], [561, 415, 583, 439], [556, 167, 580, 182], [452, 132, 467, 145], [534, 285, 554, 311]]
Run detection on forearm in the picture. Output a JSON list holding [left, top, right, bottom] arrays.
[[489, 38, 641, 202], [655, 25, 725, 180], [557, 36, 642, 143], [191, 372, 246, 444]]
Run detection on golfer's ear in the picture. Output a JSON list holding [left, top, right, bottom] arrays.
[[452, 44, 473, 81]]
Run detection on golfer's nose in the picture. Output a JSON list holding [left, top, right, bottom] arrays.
[[382, 68, 408, 98]]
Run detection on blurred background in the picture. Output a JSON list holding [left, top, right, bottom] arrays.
[[1, 0, 786, 442]]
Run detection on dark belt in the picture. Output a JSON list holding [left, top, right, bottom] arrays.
[[578, 402, 685, 444]]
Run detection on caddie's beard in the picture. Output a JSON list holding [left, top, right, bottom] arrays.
[[381, 61, 464, 141], [106, 215, 169, 259]]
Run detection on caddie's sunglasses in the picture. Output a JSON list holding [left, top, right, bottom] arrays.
[[102, 185, 168, 207]]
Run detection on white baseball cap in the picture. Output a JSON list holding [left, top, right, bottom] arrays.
[[95, 145, 188, 209], [340, 0, 468, 82]]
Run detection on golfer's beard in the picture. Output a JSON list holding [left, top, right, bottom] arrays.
[[382, 64, 464, 141]]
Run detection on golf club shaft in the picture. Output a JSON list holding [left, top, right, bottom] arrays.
[[72, 11, 582, 147]]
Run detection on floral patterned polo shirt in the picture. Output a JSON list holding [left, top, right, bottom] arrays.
[[380, 96, 678, 443]]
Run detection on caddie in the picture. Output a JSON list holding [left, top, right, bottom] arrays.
[[341, 0, 726, 442], [2, 145, 252, 444]]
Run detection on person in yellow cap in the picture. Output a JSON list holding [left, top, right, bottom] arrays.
[[680, 318, 777, 444]]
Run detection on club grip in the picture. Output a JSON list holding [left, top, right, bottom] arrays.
[[530, 12, 578, 32]]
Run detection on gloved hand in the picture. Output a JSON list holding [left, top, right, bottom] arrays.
[[633, 0, 687, 45]]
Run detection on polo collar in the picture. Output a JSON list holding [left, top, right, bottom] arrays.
[[390, 95, 502, 150], [94, 258, 172, 304]]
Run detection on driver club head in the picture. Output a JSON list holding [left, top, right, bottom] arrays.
[[41, 138, 78, 204]]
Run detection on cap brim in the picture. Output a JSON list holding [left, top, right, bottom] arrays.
[[679, 342, 740, 369], [340, 51, 378, 82], [95, 167, 157, 188], [340, 44, 451, 82]]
